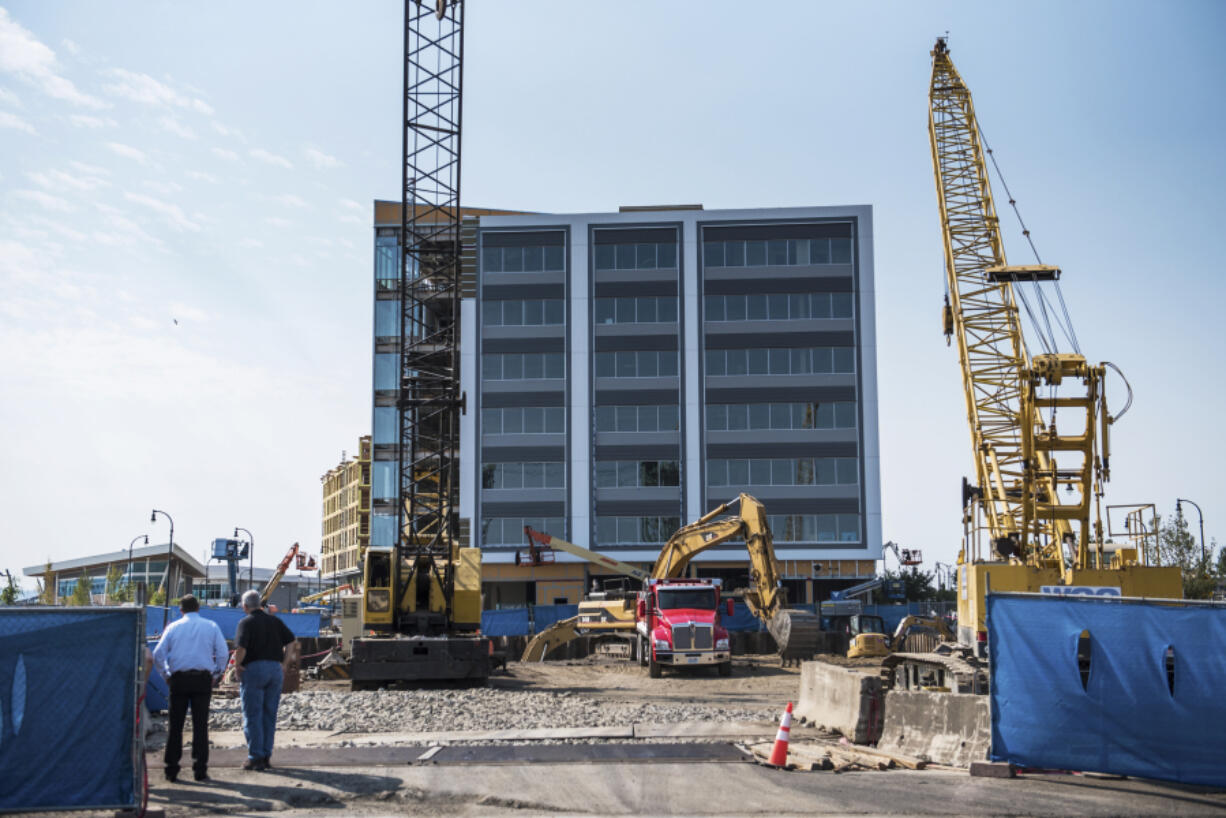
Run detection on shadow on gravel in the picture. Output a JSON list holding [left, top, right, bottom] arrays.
[[149, 768, 403, 814]]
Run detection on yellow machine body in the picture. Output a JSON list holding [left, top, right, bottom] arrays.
[[848, 633, 890, 659]]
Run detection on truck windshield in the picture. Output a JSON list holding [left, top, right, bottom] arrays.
[[657, 587, 717, 610]]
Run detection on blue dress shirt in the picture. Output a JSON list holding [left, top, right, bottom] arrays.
[[152, 612, 230, 680]]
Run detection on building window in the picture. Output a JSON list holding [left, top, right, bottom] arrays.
[[594, 296, 678, 325], [375, 235, 400, 290], [372, 461, 398, 500], [483, 299, 565, 327], [707, 457, 858, 486], [594, 404, 680, 432], [374, 300, 400, 338], [481, 462, 566, 490], [482, 353, 566, 381], [768, 514, 860, 543], [371, 513, 397, 547], [594, 350, 679, 378], [374, 407, 397, 444], [482, 406, 565, 434], [703, 238, 853, 268], [706, 401, 856, 431], [595, 516, 681, 545], [704, 347, 854, 376], [374, 353, 398, 391], [481, 517, 566, 545], [481, 244, 565, 273], [593, 242, 677, 271], [594, 460, 680, 489], [703, 292, 853, 321]]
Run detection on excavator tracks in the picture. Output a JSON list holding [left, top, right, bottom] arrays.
[[879, 647, 988, 694]]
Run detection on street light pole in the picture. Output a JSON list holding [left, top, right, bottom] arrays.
[[151, 509, 174, 630], [234, 526, 254, 595], [127, 534, 148, 601], [1175, 498, 1206, 565]]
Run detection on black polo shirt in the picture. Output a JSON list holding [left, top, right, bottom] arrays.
[[235, 609, 296, 665]]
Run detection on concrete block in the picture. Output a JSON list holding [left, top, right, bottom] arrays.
[[795, 660, 883, 744], [877, 690, 990, 768], [970, 760, 1015, 778]]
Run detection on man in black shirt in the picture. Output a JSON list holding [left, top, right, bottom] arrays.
[[234, 589, 299, 770]]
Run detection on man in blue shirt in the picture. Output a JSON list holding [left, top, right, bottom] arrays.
[[151, 594, 229, 783]]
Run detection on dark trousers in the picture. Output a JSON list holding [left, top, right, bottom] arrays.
[[165, 670, 213, 776]]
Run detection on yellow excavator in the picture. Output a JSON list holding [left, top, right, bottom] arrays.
[[522, 494, 822, 663]]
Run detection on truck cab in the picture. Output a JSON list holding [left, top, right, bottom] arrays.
[[635, 578, 733, 677]]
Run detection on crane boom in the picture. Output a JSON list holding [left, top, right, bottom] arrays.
[[522, 527, 650, 581]]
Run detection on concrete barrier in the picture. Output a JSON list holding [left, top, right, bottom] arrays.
[[795, 660, 883, 744], [876, 690, 990, 768]]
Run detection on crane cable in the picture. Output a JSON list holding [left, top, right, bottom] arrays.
[[976, 122, 1083, 357]]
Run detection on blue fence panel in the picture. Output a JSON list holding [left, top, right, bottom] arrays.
[[532, 604, 579, 633], [145, 605, 319, 639], [722, 600, 765, 632], [0, 608, 142, 811], [988, 594, 1226, 787], [481, 608, 532, 637]]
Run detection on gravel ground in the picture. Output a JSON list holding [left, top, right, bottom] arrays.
[[208, 687, 780, 733]]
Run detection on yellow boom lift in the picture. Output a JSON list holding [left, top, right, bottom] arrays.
[[926, 37, 1181, 658]]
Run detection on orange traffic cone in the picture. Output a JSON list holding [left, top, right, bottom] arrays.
[[766, 701, 793, 767]]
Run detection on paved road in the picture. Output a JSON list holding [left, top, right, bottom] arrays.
[[76, 752, 1226, 816]]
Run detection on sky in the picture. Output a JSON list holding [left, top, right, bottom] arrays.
[[1, 0, 1223, 588]]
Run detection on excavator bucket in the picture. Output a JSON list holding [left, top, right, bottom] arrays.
[[767, 608, 822, 661], [521, 616, 582, 662]]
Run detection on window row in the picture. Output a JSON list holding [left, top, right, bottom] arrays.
[[703, 237, 852, 268], [594, 350, 679, 378], [595, 460, 681, 488], [595, 404, 680, 433], [483, 299, 566, 327], [481, 244, 566, 274], [705, 347, 855, 376], [704, 292, 853, 322], [482, 353, 566, 380], [595, 295, 678, 325], [595, 516, 682, 546], [481, 462, 566, 490], [594, 242, 678, 271], [482, 406, 566, 435], [767, 514, 861, 543], [707, 401, 857, 431], [481, 517, 566, 546], [374, 300, 400, 338], [707, 457, 859, 486]]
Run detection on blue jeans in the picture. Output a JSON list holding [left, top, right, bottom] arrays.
[[239, 660, 283, 761]]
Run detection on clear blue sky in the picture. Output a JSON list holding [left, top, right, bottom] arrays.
[[2, 1, 1222, 587]]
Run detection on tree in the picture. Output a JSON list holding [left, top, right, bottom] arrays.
[[1155, 510, 1215, 600], [1, 571, 19, 605], [149, 587, 166, 606], [105, 564, 130, 604], [38, 560, 55, 605], [883, 568, 937, 602], [70, 569, 93, 606]]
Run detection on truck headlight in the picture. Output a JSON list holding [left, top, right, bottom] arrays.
[[366, 590, 391, 612], [716, 638, 729, 650], [653, 639, 669, 651]]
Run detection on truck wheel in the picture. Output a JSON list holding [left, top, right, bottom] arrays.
[[648, 657, 662, 678], [718, 660, 732, 677], [637, 636, 648, 667]]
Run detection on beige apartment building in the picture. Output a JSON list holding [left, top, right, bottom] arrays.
[[320, 435, 372, 583]]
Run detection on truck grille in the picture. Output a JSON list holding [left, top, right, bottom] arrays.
[[672, 623, 712, 651]]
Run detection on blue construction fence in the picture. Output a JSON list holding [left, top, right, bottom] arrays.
[[145, 604, 320, 639], [0, 608, 144, 812], [988, 593, 1226, 787]]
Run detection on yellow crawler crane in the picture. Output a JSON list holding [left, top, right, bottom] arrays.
[[927, 37, 1181, 656]]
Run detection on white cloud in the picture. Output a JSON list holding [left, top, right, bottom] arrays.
[[0, 9, 106, 108], [158, 116, 196, 139], [102, 68, 212, 114], [68, 113, 117, 128], [27, 167, 108, 192], [124, 192, 202, 233], [185, 170, 218, 183], [249, 148, 292, 169], [106, 142, 147, 163], [303, 146, 341, 169], [211, 147, 239, 161], [0, 86, 19, 106], [93, 203, 165, 250], [271, 193, 309, 208], [142, 179, 183, 196], [337, 197, 365, 224], [0, 109, 35, 134], [169, 301, 209, 323], [13, 189, 74, 212], [265, 216, 293, 228], [68, 160, 110, 177], [211, 120, 241, 139], [61, 38, 79, 56]]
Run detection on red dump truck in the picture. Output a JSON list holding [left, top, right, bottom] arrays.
[[635, 578, 733, 677]]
